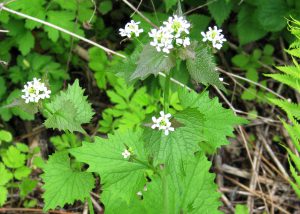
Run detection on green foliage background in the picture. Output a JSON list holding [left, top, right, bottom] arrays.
[[0, 0, 300, 212]]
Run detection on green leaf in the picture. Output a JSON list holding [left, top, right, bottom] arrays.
[[187, 14, 210, 40], [178, 89, 246, 153], [0, 130, 13, 143], [104, 195, 146, 214], [44, 100, 85, 133], [0, 163, 13, 186], [52, 0, 94, 22], [3, 20, 35, 55], [269, 99, 300, 120], [266, 72, 300, 92], [235, 204, 249, 214], [237, 5, 267, 45], [33, 156, 45, 169], [152, 154, 221, 213], [42, 151, 95, 211], [178, 45, 196, 61], [113, 153, 222, 213], [44, 79, 94, 133], [70, 130, 150, 204], [144, 108, 204, 173], [19, 178, 38, 198], [24, 199, 38, 208], [164, 0, 177, 11], [52, 0, 76, 9], [14, 166, 32, 180], [0, 89, 36, 121], [232, 54, 249, 68], [2, 146, 26, 168], [286, 49, 300, 58], [15, 143, 29, 153], [208, 0, 233, 26], [99, 1, 113, 15], [280, 118, 300, 152], [104, 154, 222, 213], [276, 65, 300, 79], [130, 45, 176, 80], [9, 0, 46, 29], [186, 42, 225, 90], [0, 186, 8, 207], [256, 0, 289, 32], [288, 157, 300, 191], [88, 47, 108, 89], [50, 133, 80, 151], [263, 44, 274, 56], [0, 77, 6, 99], [18, 31, 34, 55], [246, 68, 259, 82], [45, 11, 84, 42], [241, 87, 257, 101]]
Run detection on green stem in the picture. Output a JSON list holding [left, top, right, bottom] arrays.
[[162, 171, 169, 214], [87, 196, 95, 214], [132, 156, 156, 173], [164, 73, 171, 113], [135, 37, 144, 47]]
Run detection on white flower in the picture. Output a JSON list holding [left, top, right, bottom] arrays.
[[201, 26, 226, 49], [151, 111, 174, 136], [149, 15, 191, 54], [176, 37, 190, 47], [164, 15, 190, 38], [212, 35, 226, 50], [21, 78, 51, 104], [149, 27, 174, 53], [119, 20, 143, 38], [122, 149, 131, 159]]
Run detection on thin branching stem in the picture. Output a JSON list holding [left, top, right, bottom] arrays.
[[163, 73, 171, 113], [1, 6, 125, 58], [122, 0, 157, 28]]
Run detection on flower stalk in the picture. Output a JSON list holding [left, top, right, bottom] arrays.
[[163, 73, 171, 113]]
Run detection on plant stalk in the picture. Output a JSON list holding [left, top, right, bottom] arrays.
[[164, 73, 171, 113], [87, 197, 95, 214], [162, 171, 169, 214]]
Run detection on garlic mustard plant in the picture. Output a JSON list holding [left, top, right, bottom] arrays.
[[201, 26, 226, 49], [21, 78, 51, 103], [11, 4, 245, 213], [119, 20, 143, 38]]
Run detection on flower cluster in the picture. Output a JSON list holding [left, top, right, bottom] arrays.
[[21, 78, 51, 103], [149, 15, 191, 54], [201, 26, 226, 50], [151, 111, 175, 136], [119, 20, 143, 38], [122, 149, 131, 159]]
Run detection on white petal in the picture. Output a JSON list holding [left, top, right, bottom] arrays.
[[165, 113, 171, 119], [151, 124, 158, 129], [169, 127, 175, 131], [160, 111, 165, 117]]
